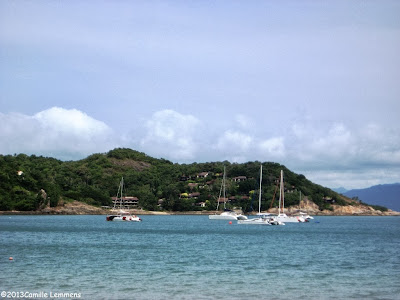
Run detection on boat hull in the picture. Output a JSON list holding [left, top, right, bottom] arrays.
[[275, 215, 305, 223], [209, 214, 238, 220], [106, 215, 141, 222], [238, 218, 271, 225], [209, 212, 247, 220]]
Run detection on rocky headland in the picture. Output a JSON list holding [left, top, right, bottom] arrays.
[[266, 201, 400, 216]]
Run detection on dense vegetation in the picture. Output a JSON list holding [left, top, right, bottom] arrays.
[[0, 148, 346, 212]]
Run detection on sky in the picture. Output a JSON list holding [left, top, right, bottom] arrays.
[[1, 0, 399, 190]]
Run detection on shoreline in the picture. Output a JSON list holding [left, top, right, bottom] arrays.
[[1, 210, 399, 216], [1, 200, 399, 216]]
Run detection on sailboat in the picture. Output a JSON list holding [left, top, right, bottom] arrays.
[[238, 165, 284, 225], [275, 170, 306, 223], [209, 166, 247, 220], [106, 177, 141, 222], [297, 191, 314, 220]]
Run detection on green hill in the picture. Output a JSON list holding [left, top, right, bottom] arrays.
[[0, 148, 350, 212]]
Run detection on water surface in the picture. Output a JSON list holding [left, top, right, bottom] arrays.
[[1, 215, 399, 299]]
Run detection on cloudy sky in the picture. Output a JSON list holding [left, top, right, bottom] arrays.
[[1, 1, 399, 190]]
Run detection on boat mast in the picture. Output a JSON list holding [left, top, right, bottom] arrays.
[[281, 170, 284, 214], [258, 164, 262, 214], [120, 177, 124, 210], [216, 166, 225, 211], [223, 166, 226, 210], [114, 177, 122, 210], [216, 182, 221, 211], [278, 170, 283, 215], [300, 190, 302, 210], [278, 172, 281, 215]]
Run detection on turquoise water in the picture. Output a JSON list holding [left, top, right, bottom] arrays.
[[1, 215, 400, 300]]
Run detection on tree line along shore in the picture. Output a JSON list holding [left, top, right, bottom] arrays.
[[0, 148, 396, 215]]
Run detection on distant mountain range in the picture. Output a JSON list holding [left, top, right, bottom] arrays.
[[341, 183, 400, 212], [332, 187, 348, 194]]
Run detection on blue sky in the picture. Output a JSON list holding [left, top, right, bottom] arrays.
[[1, 1, 399, 189]]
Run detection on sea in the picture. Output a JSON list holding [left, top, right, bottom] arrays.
[[1, 215, 399, 300]]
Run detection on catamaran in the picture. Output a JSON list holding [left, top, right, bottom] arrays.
[[209, 166, 247, 221], [106, 177, 141, 222], [296, 191, 314, 220], [275, 170, 306, 223], [238, 165, 284, 225]]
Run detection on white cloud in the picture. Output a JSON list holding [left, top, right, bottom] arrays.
[[34, 107, 110, 136], [0, 107, 114, 160], [358, 123, 400, 165], [235, 114, 253, 129], [214, 131, 286, 163], [215, 130, 253, 154], [311, 123, 355, 159], [285, 121, 400, 188], [258, 137, 285, 158], [302, 167, 400, 190], [140, 109, 200, 161], [286, 122, 354, 167], [1, 106, 399, 189]]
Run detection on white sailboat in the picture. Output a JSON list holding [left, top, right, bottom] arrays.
[[106, 177, 141, 222], [275, 170, 306, 223], [209, 166, 247, 221], [297, 191, 314, 220], [238, 165, 284, 225]]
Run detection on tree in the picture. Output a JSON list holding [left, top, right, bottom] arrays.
[[137, 185, 157, 210], [237, 178, 257, 194]]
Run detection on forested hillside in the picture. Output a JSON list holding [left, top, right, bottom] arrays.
[[0, 148, 349, 212]]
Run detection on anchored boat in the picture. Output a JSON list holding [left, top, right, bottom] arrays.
[[106, 177, 141, 222], [238, 165, 284, 225], [275, 170, 306, 223], [209, 166, 247, 221]]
